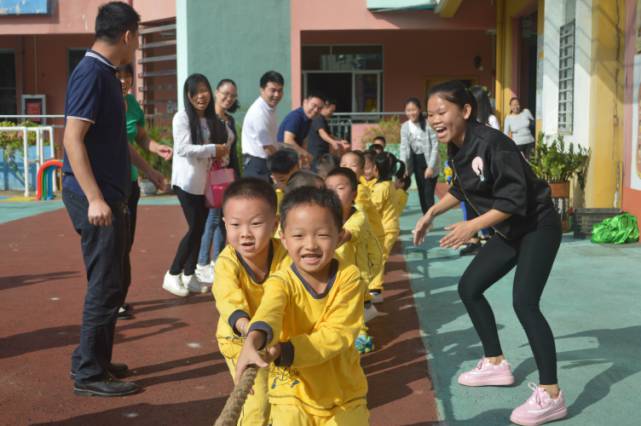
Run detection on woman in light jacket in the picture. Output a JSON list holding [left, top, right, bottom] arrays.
[[163, 74, 229, 297], [400, 97, 440, 214]]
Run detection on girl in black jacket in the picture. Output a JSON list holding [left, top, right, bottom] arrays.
[[412, 81, 567, 426]]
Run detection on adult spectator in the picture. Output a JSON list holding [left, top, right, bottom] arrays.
[[503, 96, 535, 159], [400, 97, 440, 214], [61, 1, 141, 397], [306, 98, 349, 170], [196, 78, 240, 283], [116, 63, 172, 319], [241, 71, 284, 181], [163, 74, 229, 297], [277, 92, 325, 168]]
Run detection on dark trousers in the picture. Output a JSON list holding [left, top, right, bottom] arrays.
[[411, 150, 438, 214], [169, 186, 208, 276], [122, 181, 141, 303], [457, 210, 562, 384], [518, 142, 535, 160], [242, 154, 270, 181], [63, 189, 130, 383]]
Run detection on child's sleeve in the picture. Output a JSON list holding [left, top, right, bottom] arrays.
[[280, 267, 363, 369], [212, 254, 251, 336], [247, 274, 289, 348]]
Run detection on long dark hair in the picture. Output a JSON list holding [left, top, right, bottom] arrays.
[[405, 97, 427, 131], [469, 85, 493, 126], [183, 74, 225, 145], [216, 78, 239, 114], [427, 80, 478, 158]]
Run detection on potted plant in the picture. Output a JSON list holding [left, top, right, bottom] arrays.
[[529, 133, 590, 198]]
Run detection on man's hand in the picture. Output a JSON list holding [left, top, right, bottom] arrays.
[[264, 145, 277, 156], [440, 221, 478, 249], [88, 199, 112, 227]]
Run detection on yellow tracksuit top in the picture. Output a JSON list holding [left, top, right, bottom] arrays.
[[212, 239, 291, 359], [355, 183, 385, 243], [371, 180, 400, 256], [248, 260, 368, 417], [394, 188, 409, 218], [335, 207, 383, 287]]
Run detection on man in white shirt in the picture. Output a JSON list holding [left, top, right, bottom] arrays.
[[241, 71, 284, 180]]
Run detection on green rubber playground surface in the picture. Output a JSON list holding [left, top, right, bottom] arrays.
[[400, 192, 641, 425]]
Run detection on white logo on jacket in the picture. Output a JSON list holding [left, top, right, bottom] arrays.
[[472, 156, 485, 182]]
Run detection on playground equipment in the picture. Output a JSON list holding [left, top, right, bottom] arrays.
[[36, 159, 63, 201]]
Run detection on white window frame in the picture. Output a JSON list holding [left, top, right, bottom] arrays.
[[558, 20, 575, 134]]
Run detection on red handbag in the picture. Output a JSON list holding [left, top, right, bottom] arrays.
[[205, 162, 235, 208]]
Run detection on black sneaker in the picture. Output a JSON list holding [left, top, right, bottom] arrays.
[[74, 378, 140, 397], [117, 304, 134, 320], [70, 362, 129, 380]]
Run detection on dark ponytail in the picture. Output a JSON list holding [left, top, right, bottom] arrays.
[[405, 97, 427, 131]]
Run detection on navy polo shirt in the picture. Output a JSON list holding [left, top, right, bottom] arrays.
[[62, 50, 130, 202], [277, 107, 311, 147]]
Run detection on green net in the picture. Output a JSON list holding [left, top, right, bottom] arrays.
[[590, 213, 640, 244]]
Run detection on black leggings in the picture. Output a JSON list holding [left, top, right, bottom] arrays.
[[411, 150, 438, 214], [170, 186, 208, 276], [458, 210, 561, 384]]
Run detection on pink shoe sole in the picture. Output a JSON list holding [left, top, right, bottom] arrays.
[[457, 375, 515, 387], [510, 406, 568, 426]]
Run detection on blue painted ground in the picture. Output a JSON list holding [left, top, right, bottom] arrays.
[[0, 194, 179, 224], [399, 192, 641, 425]]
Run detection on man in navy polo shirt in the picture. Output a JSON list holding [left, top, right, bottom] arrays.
[[277, 92, 325, 168], [61, 1, 140, 397]]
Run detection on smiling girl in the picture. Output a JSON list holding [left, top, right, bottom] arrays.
[[413, 80, 567, 426], [163, 74, 230, 297]]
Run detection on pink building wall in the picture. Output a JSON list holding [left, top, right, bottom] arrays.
[[290, 0, 496, 109], [623, 0, 641, 220], [301, 29, 494, 112]]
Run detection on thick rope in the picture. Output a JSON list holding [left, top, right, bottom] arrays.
[[213, 365, 259, 426]]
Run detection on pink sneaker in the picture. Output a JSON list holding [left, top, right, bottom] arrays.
[[457, 358, 515, 386], [510, 383, 568, 426]]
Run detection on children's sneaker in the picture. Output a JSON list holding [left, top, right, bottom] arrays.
[[182, 273, 209, 294], [510, 383, 567, 426], [457, 358, 515, 386], [369, 290, 383, 304], [195, 262, 214, 284], [355, 333, 374, 354], [162, 271, 189, 297], [364, 302, 380, 323]]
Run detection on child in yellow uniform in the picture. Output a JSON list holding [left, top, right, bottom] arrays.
[[235, 187, 369, 426], [212, 177, 291, 426], [363, 151, 400, 303], [392, 158, 410, 220], [326, 167, 383, 353], [341, 151, 386, 300], [268, 148, 299, 240]]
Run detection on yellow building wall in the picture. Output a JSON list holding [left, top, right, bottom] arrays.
[[586, 0, 625, 208], [494, 0, 538, 123]]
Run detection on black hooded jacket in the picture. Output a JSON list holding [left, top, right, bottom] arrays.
[[448, 122, 555, 240]]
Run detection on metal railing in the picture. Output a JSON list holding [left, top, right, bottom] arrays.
[[0, 115, 60, 196], [328, 111, 404, 141]]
